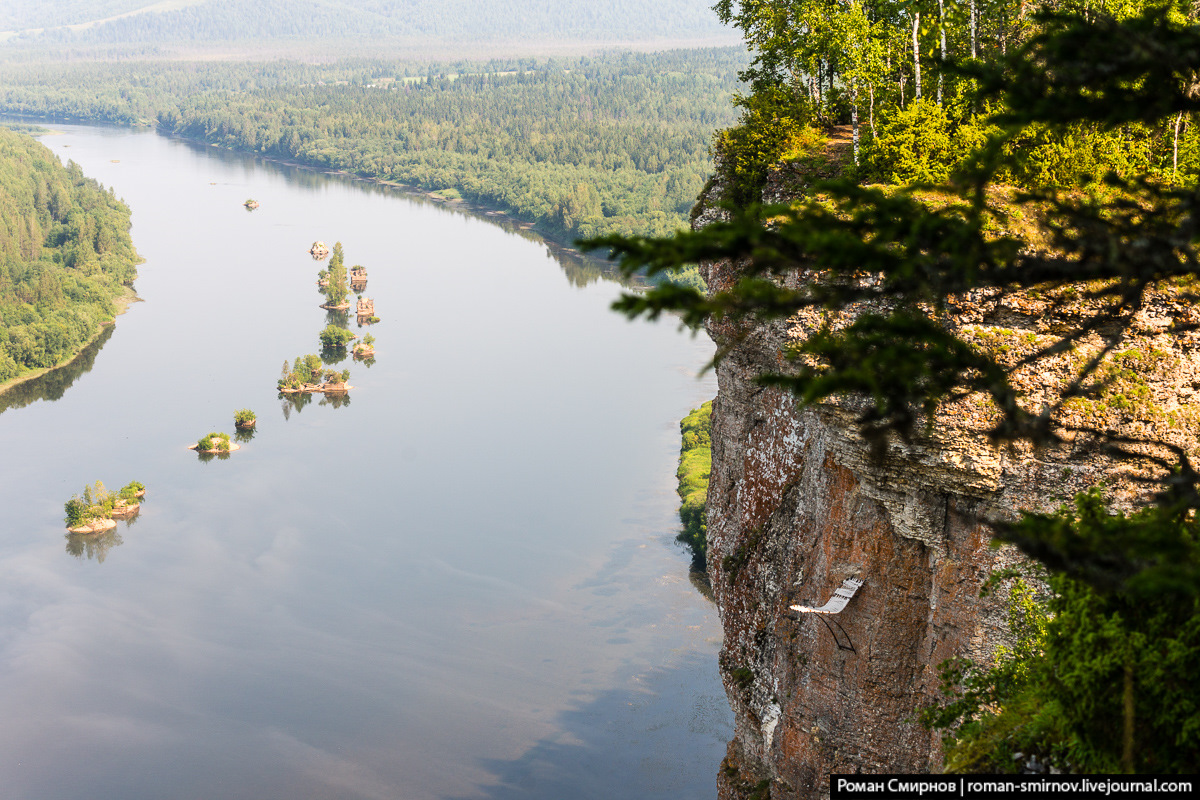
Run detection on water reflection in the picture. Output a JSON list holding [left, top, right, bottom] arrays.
[[196, 449, 233, 463], [279, 391, 312, 419], [318, 391, 351, 410], [319, 344, 349, 365], [233, 426, 257, 444], [65, 528, 124, 563], [0, 325, 116, 416], [166, 134, 633, 290], [444, 654, 731, 800]]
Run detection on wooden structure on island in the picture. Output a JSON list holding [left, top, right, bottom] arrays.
[[350, 266, 368, 288]]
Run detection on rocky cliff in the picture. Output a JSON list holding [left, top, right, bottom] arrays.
[[695, 169, 1200, 798]]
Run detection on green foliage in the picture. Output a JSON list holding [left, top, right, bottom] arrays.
[[117, 480, 143, 502], [715, 85, 821, 207], [63, 496, 89, 527], [278, 353, 346, 389], [706, 0, 1200, 200], [861, 99, 958, 184], [318, 324, 355, 348], [677, 400, 713, 568], [323, 242, 349, 306], [63, 478, 125, 525], [233, 408, 256, 425], [926, 493, 1200, 773], [196, 431, 231, 452], [0, 127, 141, 385], [0, 50, 746, 242]]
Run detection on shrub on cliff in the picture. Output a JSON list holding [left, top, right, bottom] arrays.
[[926, 492, 1200, 772], [714, 85, 823, 208]]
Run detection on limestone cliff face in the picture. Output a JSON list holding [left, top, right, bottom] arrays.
[[694, 172, 1200, 798]]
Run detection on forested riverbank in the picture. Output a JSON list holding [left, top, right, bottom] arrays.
[[0, 49, 746, 287], [0, 125, 140, 388]]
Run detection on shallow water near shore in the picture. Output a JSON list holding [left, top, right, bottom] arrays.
[[0, 121, 730, 800]]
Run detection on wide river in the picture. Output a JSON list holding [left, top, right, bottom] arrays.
[[0, 123, 730, 800]]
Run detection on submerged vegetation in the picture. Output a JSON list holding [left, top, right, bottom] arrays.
[[0, 127, 141, 387], [677, 400, 713, 570]]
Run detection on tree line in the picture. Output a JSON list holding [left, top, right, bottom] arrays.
[[709, 0, 1200, 206], [0, 49, 745, 277], [0, 125, 141, 384]]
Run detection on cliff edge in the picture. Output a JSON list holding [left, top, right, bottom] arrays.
[[695, 161, 1200, 797]]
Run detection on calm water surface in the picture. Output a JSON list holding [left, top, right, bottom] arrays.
[[0, 123, 730, 800]]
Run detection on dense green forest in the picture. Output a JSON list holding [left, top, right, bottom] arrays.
[[0, 49, 745, 286], [0, 126, 140, 384], [0, 0, 735, 46], [590, 0, 1200, 777], [706, 0, 1198, 202]]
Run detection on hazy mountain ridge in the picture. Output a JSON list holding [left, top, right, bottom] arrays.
[[3, 0, 736, 44], [1, 0, 156, 31]]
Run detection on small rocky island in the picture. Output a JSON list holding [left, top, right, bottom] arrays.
[[309, 240, 330, 258], [189, 432, 241, 454], [319, 241, 351, 309], [64, 480, 146, 533], [244, 198, 260, 209], [278, 354, 350, 394], [234, 408, 256, 429], [353, 333, 376, 359]]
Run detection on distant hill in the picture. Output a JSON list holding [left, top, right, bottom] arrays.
[[1, 0, 737, 47]]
